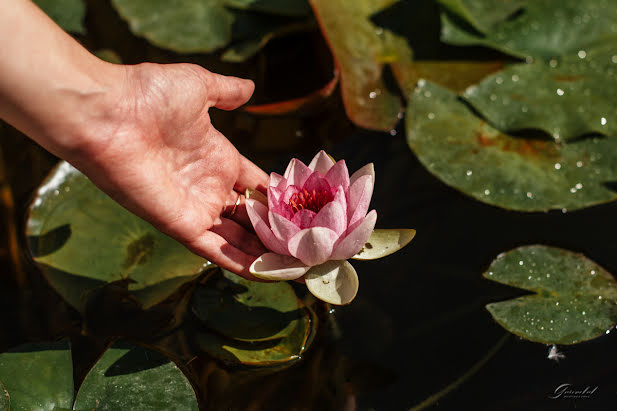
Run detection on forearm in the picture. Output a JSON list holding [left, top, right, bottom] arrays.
[[0, 0, 121, 159]]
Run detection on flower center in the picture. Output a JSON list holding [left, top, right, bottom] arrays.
[[288, 188, 333, 214]]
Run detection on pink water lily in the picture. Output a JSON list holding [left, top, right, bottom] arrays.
[[246, 151, 414, 305]]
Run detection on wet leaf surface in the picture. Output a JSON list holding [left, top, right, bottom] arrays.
[[437, 0, 526, 33], [34, 0, 86, 34], [26, 162, 208, 313], [463, 43, 617, 140], [223, 0, 311, 17], [483, 245, 617, 344], [441, 0, 617, 59], [0, 340, 73, 410], [74, 343, 198, 410], [309, 0, 412, 131], [406, 81, 617, 211]]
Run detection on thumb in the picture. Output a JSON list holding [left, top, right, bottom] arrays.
[[205, 71, 255, 110]]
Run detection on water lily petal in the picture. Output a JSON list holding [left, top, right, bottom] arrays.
[[311, 188, 347, 235], [268, 186, 293, 219], [325, 160, 350, 191], [291, 209, 316, 229], [269, 211, 301, 244], [347, 174, 373, 226], [331, 210, 377, 260], [282, 185, 301, 202], [249, 253, 310, 281], [349, 163, 375, 186], [308, 150, 335, 175], [269, 172, 284, 188], [305, 260, 359, 305], [284, 158, 312, 187], [288, 226, 338, 266], [246, 199, 289, 255], [302, 171, 331, 193]]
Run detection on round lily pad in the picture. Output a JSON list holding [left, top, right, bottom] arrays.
[[483, 245, 617, 344], [406, 81, 617, 211], [26, 161, 209, 313]]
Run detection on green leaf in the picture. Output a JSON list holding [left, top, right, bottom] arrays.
[[34, 0, 86, 34], [437, 0, 526, 33], [223, 0, 311, 16], [0, 340, 73, 411], [463, 43, 617, 141], [192, 270, 303, 342], [111, 0, 233, 53], [441, 0, 617, 60], [405, 81, 617, 211], [26, 162, 208, 313], [74, 343, 198, 410], [483, 245, 617, 344], [353, 229, 416, 260], [309, 0, 412, 131]]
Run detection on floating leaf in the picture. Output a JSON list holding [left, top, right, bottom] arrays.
[[441, 0, 617, 60], [223, 0, 311, 16], [74, 343, 198, 410], [437, 0, 526, 33], [0, 340, 74, 410], [305, 260, 359, 305], [406, 81, 617, 211], [192, 270, 303, 342], [111, 0, 234, 53], [392, 60, 503, 95], [353, 229, 416, 260], [26, 162, 208, 313], [463, 43, 617, 140], [34, 0, 86, 34], [309, 0, 412, 131], [484, 245, 617, 344], [95, 49, 123, 64]]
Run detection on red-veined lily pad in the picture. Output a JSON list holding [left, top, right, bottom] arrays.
[[309, 0, 412, 131], [0, 340, 198, 410], [34, 0, 86, 34], [483, 245, 617, 345], [406, 81, 617, 211], [26, 161, 209, 313]]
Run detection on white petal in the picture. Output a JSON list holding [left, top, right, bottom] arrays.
[[250, 253, 310, 280], [305, 260, 359, 305], [352, 229, 416, 260]]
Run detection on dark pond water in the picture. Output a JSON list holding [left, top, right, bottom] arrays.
[[1, 1, 617, 410]]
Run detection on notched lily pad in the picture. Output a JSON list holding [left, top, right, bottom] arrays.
[[463, 43, 617, 141], [26, 162, 209, 313], [406, 81, 617, 211], [483, 245, 617, 344], [353, 229, 416, 260], [310, 0, 412, 131], [305, 260, 359, 305]]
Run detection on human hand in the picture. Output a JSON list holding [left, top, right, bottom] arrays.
[[68, 63, 268, 280]]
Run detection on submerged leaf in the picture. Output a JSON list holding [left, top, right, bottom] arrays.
[[463, 43, 617, 140], [26, 162, 208, 313], [309, 0, 412, 130], [406, 81, 617, 211], [353, 229, 416, 260], [484, 245, 617, 344]]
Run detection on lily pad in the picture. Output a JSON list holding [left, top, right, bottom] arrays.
[[111, 0, 234, 53], [406, 81, 617, 211], [353, 229, 416, 260], [26, 162, 208, 313], [309, 0, 412, 131], [74, 343, 198, 410], [441, 0, 617, 60], [0, 340, 198, 410], [0, 340, 74, 410], [34, 0, 86, 34], [437, 0, 526, 33], [192, 270, 304, 342], [223, 0, 311, 16], [463, 43, 617, 140], [483, 245, 617, 344]]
